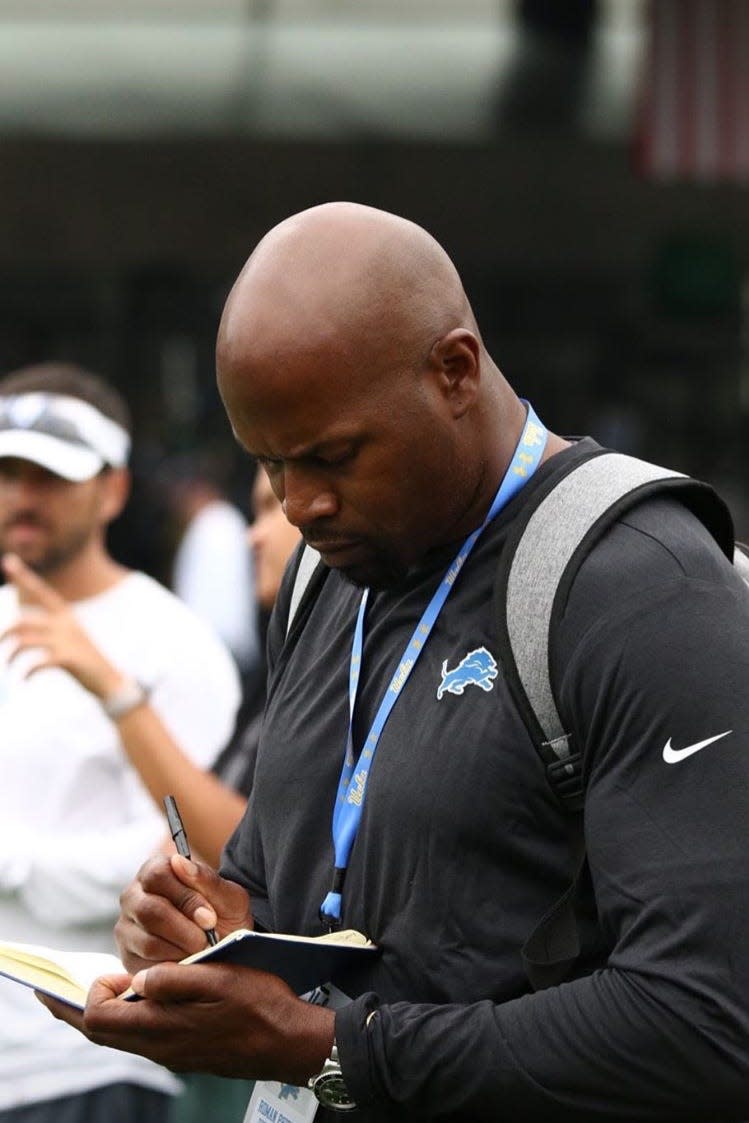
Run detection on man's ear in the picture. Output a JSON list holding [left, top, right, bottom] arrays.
[[426, 329, 481, 419], [98, 467, 131, 525]]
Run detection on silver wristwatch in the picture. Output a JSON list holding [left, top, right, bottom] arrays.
[[308, 1042, 357, 1112], [101, 677, 149, 720]]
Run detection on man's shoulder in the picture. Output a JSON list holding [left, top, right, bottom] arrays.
[[557, 491, 742, 661], [520, 441, 733, 591], [588, 491, 731, 585]]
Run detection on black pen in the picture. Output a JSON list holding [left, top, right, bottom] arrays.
[[163, 794, 218, 946]]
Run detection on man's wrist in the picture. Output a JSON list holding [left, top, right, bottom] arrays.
[[329, 994, 380, 1111], [293, 1003, 336, 1085], [100, 677, 150, 720], [308, 1039, 357, 1112]]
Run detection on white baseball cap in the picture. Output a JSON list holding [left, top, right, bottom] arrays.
[[0, 392, 131, 482]]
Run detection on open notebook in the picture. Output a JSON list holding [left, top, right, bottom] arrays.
[[0, 927, 377, 1010]]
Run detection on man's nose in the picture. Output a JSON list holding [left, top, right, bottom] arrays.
[[281, 467, 338, 528]]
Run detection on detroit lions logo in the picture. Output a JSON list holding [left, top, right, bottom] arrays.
[[437, 646, 498, 699], [277, 1084, 300, 1101]]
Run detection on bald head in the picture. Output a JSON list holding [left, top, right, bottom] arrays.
[[214, 204, 533, 587], [217, 202, 481, 396]]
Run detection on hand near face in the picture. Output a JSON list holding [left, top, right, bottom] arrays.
[[0, 552, 122, 699]]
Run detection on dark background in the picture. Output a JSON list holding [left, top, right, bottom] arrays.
[[1, 0, 747, 572]]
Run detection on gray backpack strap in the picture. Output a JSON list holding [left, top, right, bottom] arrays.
[[287, 545, 322, 637], [495, 451, 685, 814], [495, 449, 708, 991], [507, 452, 683, 788]]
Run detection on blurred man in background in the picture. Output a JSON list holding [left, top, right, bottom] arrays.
[[0, 362, 241, 1123]]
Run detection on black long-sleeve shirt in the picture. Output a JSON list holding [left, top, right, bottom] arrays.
[[222, 440, 749, 1121]]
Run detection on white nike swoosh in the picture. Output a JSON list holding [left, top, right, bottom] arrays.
[[662, 730, 733, 764]]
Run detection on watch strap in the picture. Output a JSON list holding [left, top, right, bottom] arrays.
[[101, 677, 149, 720]]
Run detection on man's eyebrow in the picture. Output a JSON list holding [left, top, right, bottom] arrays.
[[253, 437, 356, 464], [229, 431, 283, 464]]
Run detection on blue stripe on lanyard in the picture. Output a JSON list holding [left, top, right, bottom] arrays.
[[320, 402, 548, 925]]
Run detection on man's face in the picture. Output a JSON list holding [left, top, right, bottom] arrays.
[[221, 353, 474, 590], [0, 458, 108, 575]]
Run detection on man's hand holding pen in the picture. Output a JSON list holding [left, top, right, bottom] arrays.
[[115, 851, 253, 974]]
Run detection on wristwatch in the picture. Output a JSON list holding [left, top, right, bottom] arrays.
[[101, 677, 149, 720], [308, 1041, 357, 1112]]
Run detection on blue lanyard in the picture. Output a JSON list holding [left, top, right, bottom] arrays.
[[319, 404, 548, 926]]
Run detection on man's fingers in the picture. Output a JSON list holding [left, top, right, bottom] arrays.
[[169, 855, 218, 933], [36, 991, 86, 1031], [2, 619, 50, 654], [115, 855, 252, 974], [130, 961, 274, 1005], [0, 621, 54, 678], [36, 975, 130, 1034], [42, 974, 184, 1056], [89, 973, 136, 1001], [116, 874, 207, 969], [129, 961, 209, 1001], [142, 855, 219, 936], [169, 854, 252, 935], [2, 552, 66, 609]]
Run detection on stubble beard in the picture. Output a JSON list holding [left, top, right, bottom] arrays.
[[1, 521, 93, 579], [334, 541, 409, 591]]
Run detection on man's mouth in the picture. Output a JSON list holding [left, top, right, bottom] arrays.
[[3, 520, 46, 540], [305, 538, 362, 563]]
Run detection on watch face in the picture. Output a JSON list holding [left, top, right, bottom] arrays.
[[315, 1071, 357, 1111]]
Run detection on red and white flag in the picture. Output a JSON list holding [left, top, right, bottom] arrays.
[[636, 0, 749, 182]]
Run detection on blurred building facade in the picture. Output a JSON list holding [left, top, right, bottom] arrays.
[[0, 0, 747, 553]]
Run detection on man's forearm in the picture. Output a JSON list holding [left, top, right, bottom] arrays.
[[336, 969, 749, 1120]]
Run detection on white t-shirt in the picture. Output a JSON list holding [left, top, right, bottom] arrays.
[[172, 499, 259, 673], [0, 572, 241, 1109]]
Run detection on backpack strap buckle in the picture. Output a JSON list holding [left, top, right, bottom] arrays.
[[545, 736, 583, 808]]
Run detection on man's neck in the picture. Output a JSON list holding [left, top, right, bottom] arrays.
[[541, 432, 572, 463]]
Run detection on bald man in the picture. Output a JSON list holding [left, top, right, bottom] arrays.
[[44, 205, 749, 1122]]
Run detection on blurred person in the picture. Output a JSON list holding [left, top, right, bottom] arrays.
[[0, 362, 241, 1123], [167, 452, 260, 684], [210, 468, 302, 799], [41, 204, 749, 1121], [249, 466, 303, 618]]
